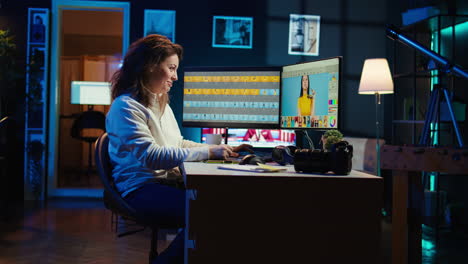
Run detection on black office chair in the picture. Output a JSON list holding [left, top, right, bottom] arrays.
[[95, 133, 171, 263], [71, 110, 106, 181]]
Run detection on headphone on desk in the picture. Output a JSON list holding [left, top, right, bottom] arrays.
[[271, 145, 298, 165]]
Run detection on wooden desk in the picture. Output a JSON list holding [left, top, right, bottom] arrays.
[[381, 145, 468, 264], [183, 162, 383, 264]]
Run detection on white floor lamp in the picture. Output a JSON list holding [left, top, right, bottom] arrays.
[[358, 58, 394, 176]]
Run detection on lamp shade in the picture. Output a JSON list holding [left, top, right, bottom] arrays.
[[358, 58, 394, 94], [70, 81, 111, 105]]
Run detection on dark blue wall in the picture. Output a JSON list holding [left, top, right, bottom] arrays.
[[0, 0, 405, 143], [0, 1, 404, 200], [128, 0, 402, 142]]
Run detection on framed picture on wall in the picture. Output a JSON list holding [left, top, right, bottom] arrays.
[[288, 14, 320, 56], [212, 16, 253, 49], [29, 10, 47, 43], [29, 45, 46, 69], [144, 9, 176, 42]]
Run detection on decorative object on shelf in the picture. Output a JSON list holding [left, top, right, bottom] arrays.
[[321, 129, 343, 151], [401, 6, 440, 26], [27, 140, 44, 199], [358, 58, 394, 176]]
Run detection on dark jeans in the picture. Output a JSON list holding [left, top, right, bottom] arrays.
[[125, 183, 185, 264]]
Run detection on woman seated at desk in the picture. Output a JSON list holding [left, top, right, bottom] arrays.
[[106, 34, 249, 264]]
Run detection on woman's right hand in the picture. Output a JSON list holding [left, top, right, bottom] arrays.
[[209, 145, 234, 160]]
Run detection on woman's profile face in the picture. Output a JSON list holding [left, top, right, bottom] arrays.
[[301, 75, 309, 93], [148, 54, 179, 94]]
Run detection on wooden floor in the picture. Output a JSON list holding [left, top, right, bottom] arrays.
[[57, 169, 103, 189], [1, 198, 467, 264], [0, 199, 175, 264]]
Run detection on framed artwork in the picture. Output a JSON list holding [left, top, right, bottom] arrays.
[[212, 16, 253, 49], [29, 10, 47, 43], [288, 14, 320, 56], [144, 9, 176, 42]]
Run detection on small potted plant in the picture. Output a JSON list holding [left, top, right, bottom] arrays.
[[321, 129, 343, 151]]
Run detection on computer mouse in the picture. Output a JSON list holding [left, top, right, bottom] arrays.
[[239, 154, 265, 165]]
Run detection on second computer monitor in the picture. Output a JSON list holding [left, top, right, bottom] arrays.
[[182, 66, 281, 128], [280, 57, 341, 129]]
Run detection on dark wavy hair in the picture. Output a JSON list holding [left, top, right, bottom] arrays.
[[111, 34, 183, 109], [299, 75, 310, 97]]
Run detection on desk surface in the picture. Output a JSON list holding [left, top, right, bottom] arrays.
[[184, 161, 379, 179]]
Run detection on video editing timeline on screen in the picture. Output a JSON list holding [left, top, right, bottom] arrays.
[[182, 68, 281, 128], [280, 57, 341, 129]]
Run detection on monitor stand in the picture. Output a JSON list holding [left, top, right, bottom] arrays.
[[223, 127, 229, 145]]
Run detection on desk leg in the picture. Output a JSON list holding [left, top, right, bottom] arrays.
[[392, 170, 408, 264], [408, 172, 423, 264], [184, 190, 190, 264]]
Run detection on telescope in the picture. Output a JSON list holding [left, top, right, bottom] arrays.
[[385, 24, 467, 147], [386, 24, 468, 79]]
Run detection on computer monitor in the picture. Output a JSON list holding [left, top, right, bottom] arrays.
[[182, 66, 281, 129], [280, 56, 341, 129], [201, 128, 296, 148]]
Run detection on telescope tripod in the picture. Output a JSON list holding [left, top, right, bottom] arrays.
[[419, 84, 464, 147]]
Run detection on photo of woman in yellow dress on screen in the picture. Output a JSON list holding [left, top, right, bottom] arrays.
[[297, 75, 315, 118]]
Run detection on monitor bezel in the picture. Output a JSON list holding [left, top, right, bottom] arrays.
[[279, 56, 342, 130], [182, 66, 282, 129]]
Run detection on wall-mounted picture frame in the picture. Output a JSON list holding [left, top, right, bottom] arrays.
[[144, 9, 176, 42], [29, 45, 46, 69], [212, 16, 253, 49], [288, 14, 320, 56], [29, 10, 47, 43]]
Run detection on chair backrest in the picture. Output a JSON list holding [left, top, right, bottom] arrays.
[[94, 133, 138, 218], [72, 110, 106, 141]]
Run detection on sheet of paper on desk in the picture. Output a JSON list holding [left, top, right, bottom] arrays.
[[218, 164, 287, 173]]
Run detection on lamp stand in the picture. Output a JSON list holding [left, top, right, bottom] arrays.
[[375, 92, 381, 177]]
